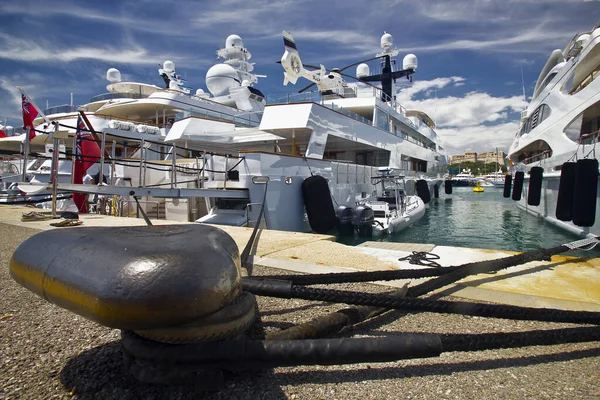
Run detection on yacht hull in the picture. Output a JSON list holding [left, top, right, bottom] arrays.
[[514, 174, 600, 238]]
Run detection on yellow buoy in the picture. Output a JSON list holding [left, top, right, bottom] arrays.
[[473, 182, 484, 193]]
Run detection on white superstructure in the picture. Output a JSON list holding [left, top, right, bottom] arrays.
[[507, 23, 600, 237], [1, 35, 266, 213], [176, 31, 448, 233]]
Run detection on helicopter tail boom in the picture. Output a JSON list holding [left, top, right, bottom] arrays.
[[281, 30, 324, 86]]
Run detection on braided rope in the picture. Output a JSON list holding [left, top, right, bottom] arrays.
[[288, 286, 600, 325]]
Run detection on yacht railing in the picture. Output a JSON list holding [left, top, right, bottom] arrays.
[[42, 104, 79, 115], [523, 150, 553, 164], [89, 92, 149, 103], [579, 129, 600, 145], [267, 91, 372, 125], [267, 90, 439, 155], [180, 108, 260, 128], [569, 63, 600, 95]]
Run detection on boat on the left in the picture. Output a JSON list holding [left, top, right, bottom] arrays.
[[1, 30, 448, 238]]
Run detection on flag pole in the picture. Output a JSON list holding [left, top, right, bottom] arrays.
[[17, 86, 51, 183], [51, 122, 59, 217], [16, 86, 51, 125], [22, 128, 29, 182]]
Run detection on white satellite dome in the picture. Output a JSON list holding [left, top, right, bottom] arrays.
[[356, 63, 370, 78], [226, 34, 243, 48], [163, 60, 175, 73], [195, 88, 205, 95], [403, 54, 418, 70], [206, 63, 239, 97], [106, 68, 121, 83], [381, 32, 393, 50]]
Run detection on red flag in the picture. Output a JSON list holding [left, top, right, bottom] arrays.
[[21, 93, 39, 141], [72, 115, 101, 213]]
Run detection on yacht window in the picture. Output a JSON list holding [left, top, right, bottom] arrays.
[[561, 71, 576, 94], [563, 44, 600, 95], [524, 104, 551, 134], [540, 104, 552, 123], [563, 99, 600, 143], [528, 107, 541, 132], [374, 108, 390, 132], [537, 72, 557, 95], [564, 113, 584, 142]]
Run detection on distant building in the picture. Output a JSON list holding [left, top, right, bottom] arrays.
[[479, 151, 506, 167], [450, 151, 506, 166], [451, 152, 478, 163]]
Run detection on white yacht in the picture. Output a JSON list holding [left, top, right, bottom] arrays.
[[507, 23, 600, 237], [169, 31, 448, 233], [0, 35, 266, 213], [451, 169, 477, 187], [358, 169, 426, 236]]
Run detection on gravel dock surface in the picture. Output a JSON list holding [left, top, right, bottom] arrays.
[[1, 222, 599, 399]]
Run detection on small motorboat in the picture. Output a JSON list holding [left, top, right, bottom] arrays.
[[360, 171, 426, 235]]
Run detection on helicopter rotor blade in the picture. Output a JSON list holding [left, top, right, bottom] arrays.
[[338, 55, 386, 73], [276, 60, 321, 70], [298, 82, 316, 93], [338, 72, 381, 91]]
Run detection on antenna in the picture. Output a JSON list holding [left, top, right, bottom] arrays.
[[434, 87, 437, 126], [520, 65, 526, 103]]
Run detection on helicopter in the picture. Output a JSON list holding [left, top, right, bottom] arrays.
[[280, 30, 418, 101]]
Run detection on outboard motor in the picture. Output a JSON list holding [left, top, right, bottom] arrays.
[[352, 205, 374, 238], [336, 205, 355, 236]]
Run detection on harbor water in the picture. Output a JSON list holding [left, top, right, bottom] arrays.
[[339, 186, 600, 257]]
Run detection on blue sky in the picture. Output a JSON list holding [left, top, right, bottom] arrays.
[[0, 0, 598, 155]]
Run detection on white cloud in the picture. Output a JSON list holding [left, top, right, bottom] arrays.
[[406, 91, 526, 128], [397, 77, 466, 102], [437, 122, 521, 155], [0, 33, 161, 64], [398, 76, 527, 155]]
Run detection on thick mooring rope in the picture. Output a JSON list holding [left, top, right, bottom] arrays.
[[242, 280, 600, 325]]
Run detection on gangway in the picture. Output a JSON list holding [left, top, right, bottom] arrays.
[[20, 183, 249, 200]]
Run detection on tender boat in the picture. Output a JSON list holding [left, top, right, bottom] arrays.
[[507, 23, 600, 237], [358, 169, 425, 235]]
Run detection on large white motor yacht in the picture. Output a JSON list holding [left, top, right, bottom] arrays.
[[507, 23, 600, 237], [167, 31, 449, 233], [0, 34, 266, 212]]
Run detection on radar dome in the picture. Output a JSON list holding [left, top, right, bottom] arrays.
[[195, 88, 205, 95], [226, 34, 243, 48], [356, 63, 370, 78], [106, 68, 121, 83], [403, 54, 418, 70], [206, 63, 239, 97], [163, 60, 175, 73], [381, 32, 393, 49]]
